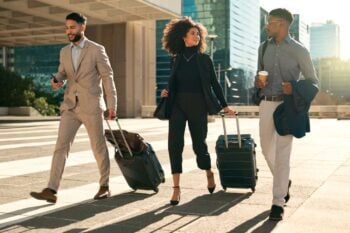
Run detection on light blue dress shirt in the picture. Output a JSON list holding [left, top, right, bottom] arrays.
[[71, 37, 86, 72], [257, 35, 318, 96]]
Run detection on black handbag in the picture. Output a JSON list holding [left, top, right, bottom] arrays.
[[153, 97, 169, 120]]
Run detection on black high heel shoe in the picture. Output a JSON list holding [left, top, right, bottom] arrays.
[[207, 172, 216, 194], [170, 186, 180, 206]]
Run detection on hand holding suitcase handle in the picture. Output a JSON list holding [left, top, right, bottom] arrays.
[[220, 112, 242, 149], [105, 118, 133, 158]]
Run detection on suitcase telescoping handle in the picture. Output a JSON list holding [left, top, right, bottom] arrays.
[[220, 112, 242, 149], [105, 118, 133, 158]]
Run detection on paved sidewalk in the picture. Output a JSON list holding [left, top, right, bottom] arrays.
[[0, 117, 349, 232], [0, 116, 60, 123]]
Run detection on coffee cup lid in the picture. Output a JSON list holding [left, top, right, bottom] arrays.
[[258, 71, 268, 76]]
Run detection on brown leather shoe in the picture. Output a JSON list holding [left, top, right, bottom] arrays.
[[30, 188, 57, 203], [94, 186, 110, 200]]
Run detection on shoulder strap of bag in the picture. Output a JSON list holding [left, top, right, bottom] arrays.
[[260, 40, 268, 70]]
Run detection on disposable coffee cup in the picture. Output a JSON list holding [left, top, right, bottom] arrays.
[[258, 71, 268, 85]]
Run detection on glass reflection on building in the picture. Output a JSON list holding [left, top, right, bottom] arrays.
[[155, 0, 260, 104]]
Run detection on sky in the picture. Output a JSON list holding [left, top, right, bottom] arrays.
[[260, 0, 350, 59]]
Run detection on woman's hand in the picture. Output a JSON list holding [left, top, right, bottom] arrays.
[[223, 106, 236, 116], [160, 89, 169, 97]]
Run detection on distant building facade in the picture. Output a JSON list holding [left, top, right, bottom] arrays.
[[260, 7, 268, 43], [290, 14, 310, 50], [14, 44, 64, 77], [310, 21, 340, 60], [317, 58, 350, 100]]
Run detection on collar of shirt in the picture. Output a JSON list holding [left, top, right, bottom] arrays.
[[268, 34, 292, 45], [70, 37, 87, 49]]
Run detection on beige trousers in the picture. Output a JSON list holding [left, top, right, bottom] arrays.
[[259, 100, 293, 207], [47, 103, 110, 192]]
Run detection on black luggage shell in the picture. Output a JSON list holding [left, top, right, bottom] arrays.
[[105, 119, 165, 192], [215, 114, 258, 192]]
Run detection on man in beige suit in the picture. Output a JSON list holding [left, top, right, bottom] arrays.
[[30, 12, 117, 203]]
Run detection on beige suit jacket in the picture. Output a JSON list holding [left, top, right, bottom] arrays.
[[55, 38, 117, 114]]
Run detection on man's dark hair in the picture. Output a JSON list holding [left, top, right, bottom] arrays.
[[269, 8, 293, 24], [66, 12, 87, 24]]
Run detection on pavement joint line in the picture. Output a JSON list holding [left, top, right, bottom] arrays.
[[0, 133, 87, 142], [0, 138, 90, 150], [0, 129, 166, 143], [0, 134, 223, 178]]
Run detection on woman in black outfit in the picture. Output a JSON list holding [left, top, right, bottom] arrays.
[[161, 17, 235, 205]]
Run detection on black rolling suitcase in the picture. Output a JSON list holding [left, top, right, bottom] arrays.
[[215, 113, 258, 192], [105, 119, 165, 192]]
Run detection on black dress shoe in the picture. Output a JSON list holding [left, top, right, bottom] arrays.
[[94, 186, 111, 200], [284, 180, 292, 204], [30, 188, 57, 203], [170, 186, 180, 206], [269, 205, 284, 221]]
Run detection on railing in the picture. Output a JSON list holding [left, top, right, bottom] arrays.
[[141, 105, 350, 119]]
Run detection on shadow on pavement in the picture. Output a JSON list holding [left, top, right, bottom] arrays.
[[251, 219, 278, 233], [228, 210, 278, 233], [0, 204, 53, 221], [0, 191, 154, 231], [84, 190, 253, 232]]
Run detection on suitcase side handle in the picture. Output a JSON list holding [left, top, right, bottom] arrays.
[[220, 112, 242, 149], [105, 118, 133, 157]]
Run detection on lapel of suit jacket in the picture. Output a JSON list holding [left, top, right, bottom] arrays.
[[62, 45, 75, 76], [168, 55, 181, 90], [75, 39, 89, 75]]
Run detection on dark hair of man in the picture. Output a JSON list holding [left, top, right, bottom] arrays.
[[66, 12, 87, 25], [162, 17, 207, 56], [269, 8, 293, 25]]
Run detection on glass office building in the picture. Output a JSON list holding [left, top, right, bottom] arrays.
[[290, 14, 310, 50], [310, 21, 340, 60], [13, 44, 65, 99], [14, 44, 64, 76], [260, 7, 268, 43], [156, 0, 260, 104]]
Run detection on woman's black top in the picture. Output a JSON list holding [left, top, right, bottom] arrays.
[[174, 46, 202, 93]]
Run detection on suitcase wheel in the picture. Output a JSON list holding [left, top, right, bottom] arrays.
[[161, 177, 165, 183], [222, 186, 227, 192], [251, 187, 255, 192], [131, 186, 137, 192]]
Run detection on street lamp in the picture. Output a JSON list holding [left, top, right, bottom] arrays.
[[208, 34, 217, 61]]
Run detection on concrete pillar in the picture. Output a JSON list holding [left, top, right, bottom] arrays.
[[86, 21, 156, 118]]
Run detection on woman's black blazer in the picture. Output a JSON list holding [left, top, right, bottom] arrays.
[[166, 52, 228, 116]]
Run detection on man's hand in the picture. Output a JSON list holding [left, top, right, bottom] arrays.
[[51, 77, 63, 89], [108, 109, 117, 120], [282, 82, 293, 95]]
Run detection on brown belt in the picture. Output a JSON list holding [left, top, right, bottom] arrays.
[[261, 95, 283, 101]]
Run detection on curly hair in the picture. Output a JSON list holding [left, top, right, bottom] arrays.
[[162, 17, 207, 56]]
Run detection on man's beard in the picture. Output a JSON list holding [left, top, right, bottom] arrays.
[[68, 33, 82, 43]]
